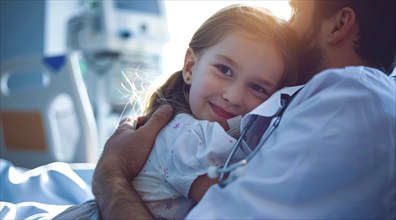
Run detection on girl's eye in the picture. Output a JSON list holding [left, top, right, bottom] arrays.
[[216, 64, 232, 76], [248, 83, 268, 95]]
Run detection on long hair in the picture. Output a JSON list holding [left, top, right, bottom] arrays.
[[141, 4, 300, 124]]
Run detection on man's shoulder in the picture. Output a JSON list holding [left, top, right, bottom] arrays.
[[293, 66, 396, 121], [305, 66, 395, 95]]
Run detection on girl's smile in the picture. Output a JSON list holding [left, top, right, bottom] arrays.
[[209, 103, 237, 120]]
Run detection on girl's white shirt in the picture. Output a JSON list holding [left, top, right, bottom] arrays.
[[132, 113, 244, 219], [131, 85, 300, 219]]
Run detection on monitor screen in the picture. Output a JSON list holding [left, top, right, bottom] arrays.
[[115, 0, 160, 15]]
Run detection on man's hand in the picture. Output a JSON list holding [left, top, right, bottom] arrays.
[[92, 104, 173, 219]]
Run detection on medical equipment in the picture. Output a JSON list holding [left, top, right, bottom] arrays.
[[67, 0, 168, 104], [67, 0, 169, 147], [0, 52, 99, 168], [76, 0, 168, 55], [207, 88, 302, 187]]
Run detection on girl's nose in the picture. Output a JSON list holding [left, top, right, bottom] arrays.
[[222, 83, 243, 107]]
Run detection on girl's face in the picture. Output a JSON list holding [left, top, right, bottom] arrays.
[[183, 31, 285, 130]]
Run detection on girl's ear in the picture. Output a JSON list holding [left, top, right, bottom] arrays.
[[182, 48, 196, 85], [327, 7, 356, 45]]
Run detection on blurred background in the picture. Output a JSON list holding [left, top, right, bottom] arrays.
[[0, 0, 292, 168]]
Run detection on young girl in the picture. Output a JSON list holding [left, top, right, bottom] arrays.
[[132, 4, 299, 219], [54, 4, 299, 220]]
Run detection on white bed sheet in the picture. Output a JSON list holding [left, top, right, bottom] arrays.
[[0, 159, 95, 219]]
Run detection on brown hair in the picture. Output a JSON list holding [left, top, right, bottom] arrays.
[[141, 4, 300, 124]]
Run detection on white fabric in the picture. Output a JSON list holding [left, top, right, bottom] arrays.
[[0, 159, 94, 219], [187, 66, 396, 219], [132, 113, 246, 219]]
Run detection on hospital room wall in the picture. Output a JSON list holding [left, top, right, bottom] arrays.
[[0, 0, 45, 62], [0, 0, 78, 63]]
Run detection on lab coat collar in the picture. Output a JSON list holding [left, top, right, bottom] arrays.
[[241, 85, 304, 129]]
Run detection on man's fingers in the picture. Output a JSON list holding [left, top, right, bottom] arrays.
[[121, 118, 138, 127], [140, 104, 173, 135], [118, 117, 133, 126]]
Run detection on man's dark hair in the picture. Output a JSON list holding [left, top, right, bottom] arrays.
[[312, 0, 395, 74]]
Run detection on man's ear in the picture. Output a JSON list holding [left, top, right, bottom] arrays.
[[182, 48, 196, 85], [327, 7, 356, 45]]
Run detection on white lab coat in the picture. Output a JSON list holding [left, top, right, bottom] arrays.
[[187, 66, 396, 219]]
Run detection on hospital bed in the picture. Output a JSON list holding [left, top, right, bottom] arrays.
[[0, 0, 170, 217], [0, 159, 95, 219], [1, 52, 99, 168], [0, 53, 99, 218]]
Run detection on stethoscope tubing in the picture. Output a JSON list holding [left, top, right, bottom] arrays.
[[218, 115, 258, 186], [217, 115, 281, 187], [215, 88, 303, 188]]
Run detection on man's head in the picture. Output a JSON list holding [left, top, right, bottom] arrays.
[[289, 0, 396, 83]]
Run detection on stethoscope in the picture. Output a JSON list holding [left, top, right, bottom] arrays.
[[207, 88, 302, 188]]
